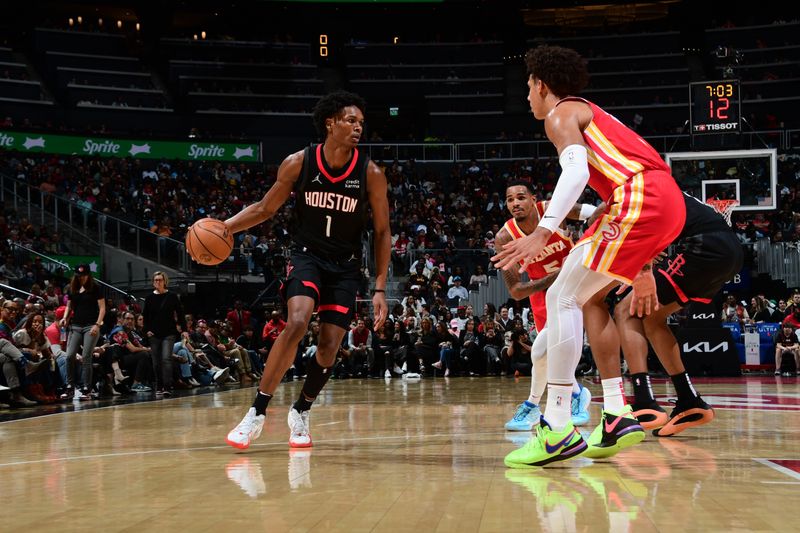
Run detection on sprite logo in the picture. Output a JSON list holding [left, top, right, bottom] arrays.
[[83, 139, 122, 155], [188, 144, 225, 159]]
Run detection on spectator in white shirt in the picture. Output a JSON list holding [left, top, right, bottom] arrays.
[[447, 276, 468, 303]]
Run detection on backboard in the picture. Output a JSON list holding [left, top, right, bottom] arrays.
[[665, 148, 777, 212]]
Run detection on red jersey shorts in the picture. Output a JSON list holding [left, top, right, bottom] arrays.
[[577, 170, 686, 284]]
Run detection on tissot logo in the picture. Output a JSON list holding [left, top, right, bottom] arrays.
[[683, 341, 729, 353], [694, 122, 739, 132], [692, 313, 716, 320]]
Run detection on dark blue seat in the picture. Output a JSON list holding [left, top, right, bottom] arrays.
[[722, 322, 742, 343], [757, 323, 781, 364]]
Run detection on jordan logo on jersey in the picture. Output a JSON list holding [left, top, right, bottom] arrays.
[[312, 173, 322, 184], [304, 191, 358, 213]]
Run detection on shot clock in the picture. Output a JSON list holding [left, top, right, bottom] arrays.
[[689, 80, 741, 134]]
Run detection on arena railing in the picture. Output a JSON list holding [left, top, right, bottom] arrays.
[[756, 238, 800, 288], [0, 173, 189, 272], [361, 129, 787, 163], [8, 241, 143, 304], [403, 248, 493, 283], [786, 129, 800, 150]]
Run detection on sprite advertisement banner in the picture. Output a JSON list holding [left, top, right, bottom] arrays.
[[38, 255, 103, 278], [0, 130, 260, 162]]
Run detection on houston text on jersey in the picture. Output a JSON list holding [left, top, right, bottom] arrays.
[[304, 191, 359, 213]]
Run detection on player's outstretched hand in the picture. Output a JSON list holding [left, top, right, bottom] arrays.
[[491, 231, 548, 273], [626, 268, 659, 317], [372, 291, 388, 332]]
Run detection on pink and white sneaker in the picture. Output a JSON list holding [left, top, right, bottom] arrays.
[[288, 407, 312, 448], [226, 407, 265, 450]]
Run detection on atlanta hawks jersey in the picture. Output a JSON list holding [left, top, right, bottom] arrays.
[[556, 97, 671, 202], [555, 97, 686, 283], [502, 201, 573, 332], [292, 144, 370, 257]]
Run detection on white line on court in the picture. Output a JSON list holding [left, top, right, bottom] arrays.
[[753, 458, 800, 481]]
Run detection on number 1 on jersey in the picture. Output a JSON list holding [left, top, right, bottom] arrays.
[[325, 215, 332, 237]]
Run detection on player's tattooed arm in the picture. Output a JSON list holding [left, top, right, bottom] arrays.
[[496, 228, 560, 299]]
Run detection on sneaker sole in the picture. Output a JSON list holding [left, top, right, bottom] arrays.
[[584, 428, 646, 459], [504, 439, 588, 469], [289, 438, 313, 449], [632, 408, 669, 430], [571, 413, 590, 426], [505, 423, 534, 431], [653, 407, 714, 437], [225, 437, 250, 450]]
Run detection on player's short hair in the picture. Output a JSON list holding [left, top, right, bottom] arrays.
[[312, 91, 367, 137], [525, 45, 589, 98], [506, 180, 536, 196]]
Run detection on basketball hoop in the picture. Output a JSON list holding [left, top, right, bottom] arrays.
[[706, 198, 739, 226]]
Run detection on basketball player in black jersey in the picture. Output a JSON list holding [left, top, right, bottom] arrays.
[[220, 91, 391, 450], [613, 193, 743, 437]]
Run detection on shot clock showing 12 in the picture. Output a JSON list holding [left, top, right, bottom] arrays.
[[689, 80, 741, 134]]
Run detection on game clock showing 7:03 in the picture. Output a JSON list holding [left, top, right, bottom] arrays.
[[689, 80, 741, 134]]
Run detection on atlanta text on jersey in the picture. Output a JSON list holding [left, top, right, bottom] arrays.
[[532, 239, 568, 263]]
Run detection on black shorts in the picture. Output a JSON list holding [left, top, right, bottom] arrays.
[[655, 230, 743, 306], [281, 247, 361, 329]]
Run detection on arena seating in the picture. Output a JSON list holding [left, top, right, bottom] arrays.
[[162, 38, 321, 115], [34, 28, 171, 111]]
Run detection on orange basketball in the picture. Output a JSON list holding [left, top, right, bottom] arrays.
[[186, 218, 234, 266]]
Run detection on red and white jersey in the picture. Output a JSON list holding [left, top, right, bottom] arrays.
[[502, 201, 573, 332], [555, 97, 685, 283], [556, 97, 670, 202]]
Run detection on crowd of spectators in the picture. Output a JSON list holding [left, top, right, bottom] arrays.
[[720, 291, 800, 375], [5, 140, 800, 398]]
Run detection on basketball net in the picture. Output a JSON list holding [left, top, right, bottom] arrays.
[[706, 198, 739, 226]]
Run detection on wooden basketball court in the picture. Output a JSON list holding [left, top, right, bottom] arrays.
[[2, 376, 798, 532]]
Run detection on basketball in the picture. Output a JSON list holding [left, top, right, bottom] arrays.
[[186, 218, 233, 266]]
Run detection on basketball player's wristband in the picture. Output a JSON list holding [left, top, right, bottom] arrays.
[[373, 289, 385, 294], [539, 144, 590, 234], [578, 204, 596, 221]]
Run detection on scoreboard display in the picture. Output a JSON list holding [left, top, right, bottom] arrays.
[[689, 80, 741, 134]]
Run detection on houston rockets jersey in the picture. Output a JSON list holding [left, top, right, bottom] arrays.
[[502, 201, 573, 331], [292, 144, 370, 257]]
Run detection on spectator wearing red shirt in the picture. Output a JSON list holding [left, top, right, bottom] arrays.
[[44, 305, 66, 350], [226, 300, 252, 338], [392, 231, 410, 270], [782, 308, 800, 330], [261, 310, 286, 353]]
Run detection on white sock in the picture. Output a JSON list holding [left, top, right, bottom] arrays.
[[602, 377, 626, 413], [572, 381, 581, 396], [528, 355, 548, 405], [112, 361, 124, 379], [543, 384, 573, 431]]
